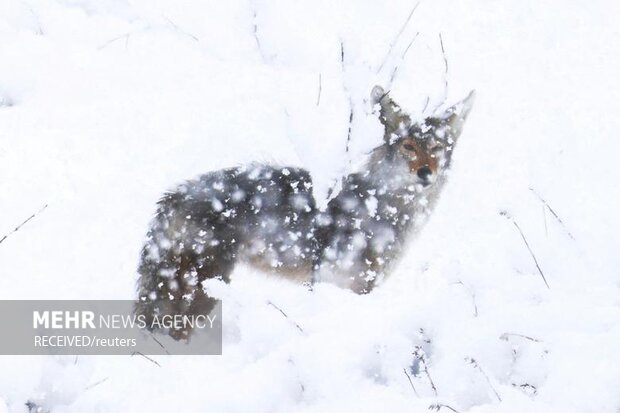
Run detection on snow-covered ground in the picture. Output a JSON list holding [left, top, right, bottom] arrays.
[[1, 0, 619, 411]]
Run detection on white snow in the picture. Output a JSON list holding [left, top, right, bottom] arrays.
[[0, 0, 619, 412]]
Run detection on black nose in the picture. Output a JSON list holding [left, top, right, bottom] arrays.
[[417, 166, 433, 182]]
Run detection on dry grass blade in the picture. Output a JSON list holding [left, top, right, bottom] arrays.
[[466, 357, 501, 402], [403, 368, 420, 397], [0, 204, 48, 246], [268, 301, 304, 333], [500, 211, 550, 289], [377, 1, 420, 73], [529, 188, 575, 240], [131, 351, 161, 367]]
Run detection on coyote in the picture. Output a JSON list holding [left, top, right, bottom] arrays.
[[136, 86, 474, 339]]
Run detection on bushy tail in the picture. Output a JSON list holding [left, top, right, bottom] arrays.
[[134, 193, 217, 340]]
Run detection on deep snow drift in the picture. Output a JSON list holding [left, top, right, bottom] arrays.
[[0, 0, 619, 412]]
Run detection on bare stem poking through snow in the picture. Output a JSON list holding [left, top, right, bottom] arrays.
[[340, 41, 354, 161], [287, 358, 306, 394], [430, 33, 450, 114], [500, 211, 551, 289], [325, 41, 354, 201], [150, 332, 171, 355], [84, 377, 109, 392], [251, 4, 267, 62], [500, 332, 541, 343], [131, 351, 161, 367], [163, 16, 199, 42], [376, 1, 420, 74], [268, 301, 304, 333], [403, 368, 420, 397], [512, 383, 538, 396], [388, 31, 419, 87], [98, 33, 131, 51], [451, 280, 479, 317], [529, 188, 575, 240], [429, 403, 461, 412], [465, 357, 502, 402], [0, 204, 48, 246], [413, 346, 438, 396]]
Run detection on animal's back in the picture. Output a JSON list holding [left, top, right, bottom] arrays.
[[227, 164, 317, 277], [136, 164, 317, 336]]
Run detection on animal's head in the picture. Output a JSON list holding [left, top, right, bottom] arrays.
[[371, 86, 475, 188]]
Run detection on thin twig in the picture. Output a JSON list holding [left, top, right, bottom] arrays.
[[251, 7, 267, 61], [500, 211, 550, 289], [131, 351, 161, 367], [340, 41, 354, 158], [422, 96, 431, 113], [345, 108, 354, 155], [163, 15, 199, 42], [514, 219, 549, 288], [429, 404, 461, 413], [377, 1, 420, 74], [150, 332, 171, 355], [389, 32, 419, 86], [0, 204, 48, 245], [98, 33, 131, 51], [403, 368, 420, 397], [267, 301, 304, 333], [529, 188, 575, 240], [431, 33, 449, 114], [439, 33, 449, 84], [450, 281, 478, 317], [414, 347, 437, 396], [323, 40, 355, 202], [466, 357, 501, 402], [419, 328, 431, 344], [288, 358, 305, 393], [84, 377, 109, 391], [402, 32, 420, 59], [500, 332, 541, 343], [422, 359, 437, 396], [512, 383, 538, 396]]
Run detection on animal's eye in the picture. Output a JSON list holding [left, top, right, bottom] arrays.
[[402, 143, 416, 152]]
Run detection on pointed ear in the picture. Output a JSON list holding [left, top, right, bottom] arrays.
[[371, 85, 412, 143], [428, 90, 476, 143]]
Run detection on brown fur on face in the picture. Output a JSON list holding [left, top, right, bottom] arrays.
[[398, 137, 439, 176]]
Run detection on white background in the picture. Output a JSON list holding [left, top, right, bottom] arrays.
[[0, 0, 618, 412]]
